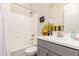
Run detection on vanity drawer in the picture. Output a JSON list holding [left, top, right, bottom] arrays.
[[37, 46, 49, 56], [38, 46, 58, 56], [38, 39, 79, 56]]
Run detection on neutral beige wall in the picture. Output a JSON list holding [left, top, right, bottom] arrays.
[[49, 4, 65, 25], [34, 3, 65, 35], [32, 4, 49, 36]]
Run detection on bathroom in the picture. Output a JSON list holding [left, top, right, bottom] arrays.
[[0, 3, 79, 56]]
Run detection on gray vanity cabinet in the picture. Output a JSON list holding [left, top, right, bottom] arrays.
[[37, 46, 58, 56], [37, 46, 48, 56], [47, 51, 58, 56], [37, 39, 79, 56]]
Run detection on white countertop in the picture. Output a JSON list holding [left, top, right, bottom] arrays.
[[37, 36, 79, 50]]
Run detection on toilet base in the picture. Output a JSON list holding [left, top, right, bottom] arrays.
[[25, 51, 37, 56]]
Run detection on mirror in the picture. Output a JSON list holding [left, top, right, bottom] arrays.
[[64, 4, 79, 33]]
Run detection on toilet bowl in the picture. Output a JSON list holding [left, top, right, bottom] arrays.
[[25, 46, 37, 56]]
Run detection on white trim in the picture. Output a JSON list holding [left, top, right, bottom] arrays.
[[1, 4, 11, 56]]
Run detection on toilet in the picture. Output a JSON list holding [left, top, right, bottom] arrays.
[[25, 46, 37, 56]]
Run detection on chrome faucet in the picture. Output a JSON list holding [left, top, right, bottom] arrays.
[[71, 30, 76, 39]]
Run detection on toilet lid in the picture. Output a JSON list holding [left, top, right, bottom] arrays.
[[25, 46, 37, 53]]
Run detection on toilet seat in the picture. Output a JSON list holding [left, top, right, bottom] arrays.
[[25, 46, 37, 53]]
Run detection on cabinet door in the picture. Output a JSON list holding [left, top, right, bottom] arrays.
[[47, 51, 58, 56], [38, 39, 78, 56], [37, 46, 48, 56], [37, 46, 58, 56]]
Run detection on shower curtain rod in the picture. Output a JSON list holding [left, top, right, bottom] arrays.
[[14, 3, 37, 13]]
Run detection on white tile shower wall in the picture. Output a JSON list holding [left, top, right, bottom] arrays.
[[0, 5, 2, 55], [10, 12, 33, 52], [10, 4, 32, 17]]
